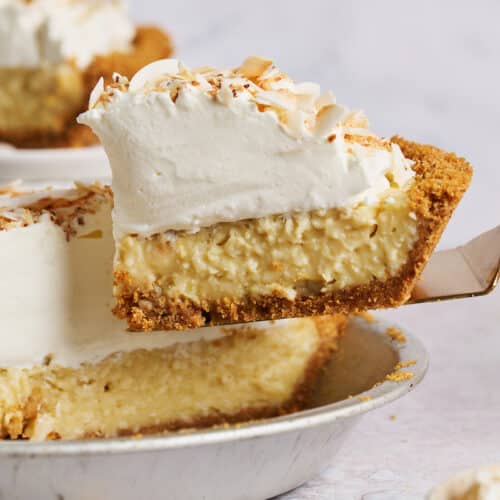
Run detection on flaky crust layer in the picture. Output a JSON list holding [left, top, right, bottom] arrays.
[[114, 138, 473, 331], [0, 26, 173, 149]]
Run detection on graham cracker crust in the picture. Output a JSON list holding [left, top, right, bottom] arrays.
[[114, 138, 473, 331], [0, 26, 173, 149]]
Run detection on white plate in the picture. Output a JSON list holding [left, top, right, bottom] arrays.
[[0, 144, 110, 182], [0, 316, 428, 500]]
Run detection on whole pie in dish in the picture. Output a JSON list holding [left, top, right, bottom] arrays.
[[0, 182, 345, 440], [78, 56, 472, 331], [0, 0, 173, 149]]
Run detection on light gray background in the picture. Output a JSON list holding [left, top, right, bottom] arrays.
[[130, 2, 499, 498]]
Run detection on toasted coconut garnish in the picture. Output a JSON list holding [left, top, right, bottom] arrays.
[[0, 181, 24, 197], [90, 56, 403, 149], [236, 56, 274, 81], [0, 182, 111, 237]]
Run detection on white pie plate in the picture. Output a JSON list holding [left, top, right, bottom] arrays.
[[0, 316, 427, 500], [0, 143, 110, 182]]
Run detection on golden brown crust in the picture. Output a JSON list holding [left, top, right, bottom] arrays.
[[0, 26, 173, 149], [114, 138, 473, 331]]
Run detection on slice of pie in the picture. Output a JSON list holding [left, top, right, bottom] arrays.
[[78, 56, 472, 332], [0, 182, 345, 440], [0, 0, 173, 149]]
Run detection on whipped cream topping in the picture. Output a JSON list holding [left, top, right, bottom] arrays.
[[0, 0, 134, 68], [0, 182, 298, 367], [78, 57, 415, 235]]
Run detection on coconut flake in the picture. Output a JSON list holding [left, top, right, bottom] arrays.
[[254, 90, 296, 111], [314, 104, 348, 138], [294, 82, 321, 98], [88, 77, 104, 109], [129, 59, 180, 92], [315, 91, 336, 110], [237, 56, 273, 80]]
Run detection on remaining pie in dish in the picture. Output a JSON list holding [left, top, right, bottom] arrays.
[[0, 182, 345, 440], [0, 0, 173, 149], [78, 56, 472, 332]]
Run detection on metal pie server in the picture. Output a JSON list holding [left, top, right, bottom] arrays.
[[408, 225, 500, 304]]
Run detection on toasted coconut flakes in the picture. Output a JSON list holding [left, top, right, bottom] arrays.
[[0, 183, 111, 234], [88, 76, 104, 109], [236, 56, 274, 80], [254, 90, 296, 111], [0, 180, 23, 197], [314, 104, 348, 138], [294, 82, 321, 98], [91, 56, 397, 148], [315, 90, 336, 110]]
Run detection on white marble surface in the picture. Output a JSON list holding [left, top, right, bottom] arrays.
[[130, 2, 500, 498]]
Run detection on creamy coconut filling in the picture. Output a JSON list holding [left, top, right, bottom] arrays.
[[0, 315, 332, 440], [0, 0, 134, 69], [77, 56, 415, 236], [116, 188, 418, 302]]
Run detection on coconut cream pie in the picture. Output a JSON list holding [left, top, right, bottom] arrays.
[[78, 56, 472, 332], [0, 182, 345, 440], [0, 0, 172, 148]]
